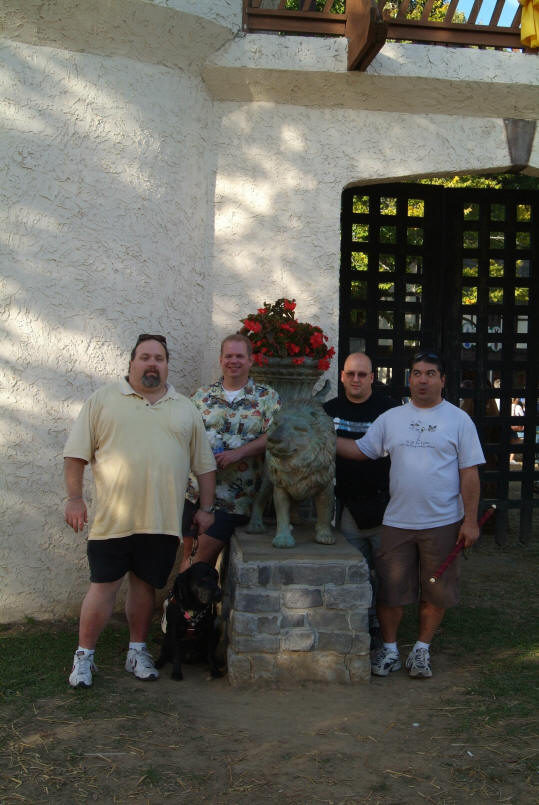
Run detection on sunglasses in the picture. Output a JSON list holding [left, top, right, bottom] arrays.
[[136, 333, 167, 345], [413, 350, 441, 362], [344, 371, 371, 378]]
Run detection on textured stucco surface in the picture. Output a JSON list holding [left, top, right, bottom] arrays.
[[1, 0, 538, 620], [203, 37, 539, 119], [0, 37, 217, 620], [207, 103, 511, 382], [1, 0, 236, 69]]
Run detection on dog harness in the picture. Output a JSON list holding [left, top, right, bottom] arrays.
[[161, 593, 211, 639]]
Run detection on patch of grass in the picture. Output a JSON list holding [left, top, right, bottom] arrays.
[[138, 766, 161, 786], [0, 619, 167, 734], [400, 541, 539, 731], [370, 779, 390, 792], [0, 621, 129, 711]]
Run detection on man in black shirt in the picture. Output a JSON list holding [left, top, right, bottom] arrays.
[[324, 352, 400, 640]]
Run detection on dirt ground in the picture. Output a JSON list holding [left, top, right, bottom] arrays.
[[1, 541, 537, 805]]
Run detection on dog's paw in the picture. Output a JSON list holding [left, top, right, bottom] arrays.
[[210, 668, 225, 678]]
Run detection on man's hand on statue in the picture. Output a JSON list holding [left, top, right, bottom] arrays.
[[65, 498, 88, 533], [215, 449, 242, 469]]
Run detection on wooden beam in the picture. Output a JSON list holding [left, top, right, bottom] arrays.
[[244, 7, 347, 36], [385, 20, 523, 49], [346, 0, 387, 71]]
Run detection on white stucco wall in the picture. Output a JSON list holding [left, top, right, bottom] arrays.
[[1, 8, 224, 620], [207, 103, 512, 382], [1, 0, 537, 621]]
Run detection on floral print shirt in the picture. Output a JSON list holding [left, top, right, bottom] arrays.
[[186, 378, 281, 516]]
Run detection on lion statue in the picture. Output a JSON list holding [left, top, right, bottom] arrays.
[[246, 401, 336, 548]]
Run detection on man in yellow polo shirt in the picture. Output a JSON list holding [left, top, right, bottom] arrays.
[[64, 334, 216, 688]]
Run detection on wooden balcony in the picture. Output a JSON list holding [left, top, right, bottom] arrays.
[[243, 1, 528, 71]]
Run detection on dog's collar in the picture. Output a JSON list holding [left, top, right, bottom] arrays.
[[161, 593, 212, 635], [185, 606, 211, 627]]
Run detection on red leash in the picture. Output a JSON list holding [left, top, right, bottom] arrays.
[[429, 505, 496, 584]]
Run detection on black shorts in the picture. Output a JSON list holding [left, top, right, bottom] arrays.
[[87, 533, 179, 588], [182, 500, 248, 544]]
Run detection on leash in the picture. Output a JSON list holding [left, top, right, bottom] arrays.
[[429, 505, 496, 583], [189, 535, 198, 567]]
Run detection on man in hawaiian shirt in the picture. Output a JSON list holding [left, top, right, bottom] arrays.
[[181, 334, 281, 569]]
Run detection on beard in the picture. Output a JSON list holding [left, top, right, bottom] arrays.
[[142, 371, 161, 388]]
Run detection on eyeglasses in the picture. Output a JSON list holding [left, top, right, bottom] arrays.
[[413, 350, 441, 362], [344, 371, 371, 379], [136, 333, 167, 345]]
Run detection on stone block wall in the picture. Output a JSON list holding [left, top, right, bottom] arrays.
[[224, 528, 372, 684]]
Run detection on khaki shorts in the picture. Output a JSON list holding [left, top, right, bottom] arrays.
[[374, 522, 461, 609]]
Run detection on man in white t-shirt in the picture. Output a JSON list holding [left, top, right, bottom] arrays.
[[337, 350, 485, 679]]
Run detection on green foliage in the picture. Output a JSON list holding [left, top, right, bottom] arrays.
[[284, 0, 345, 12], [420, 174, 539, 191], [383, 0, 466, 22]]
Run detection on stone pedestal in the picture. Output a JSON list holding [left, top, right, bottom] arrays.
[[224, 525, 372, 685]]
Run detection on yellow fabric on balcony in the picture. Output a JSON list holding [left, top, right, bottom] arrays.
[[519, 0, 539, 48]]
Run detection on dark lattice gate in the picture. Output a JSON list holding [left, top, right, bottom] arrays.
[[340, 183, 538, 543]]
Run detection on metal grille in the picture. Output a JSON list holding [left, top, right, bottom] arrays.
[[340, 183, 539, 543]]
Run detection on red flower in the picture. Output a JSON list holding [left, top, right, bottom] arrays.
[[239, 299, 334, 370], [244, 319, 262, 333]]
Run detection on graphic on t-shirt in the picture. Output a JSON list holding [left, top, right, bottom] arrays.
[[409, 420, 437, 434], [331, 417, 372, 435], [400, 419, 439, 449]]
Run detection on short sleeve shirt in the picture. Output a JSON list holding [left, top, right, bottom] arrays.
[[186, 378, 281, 516], [357, 400, 485, 529], [323, 390, 400, 502], [63, 379, 216, 539]]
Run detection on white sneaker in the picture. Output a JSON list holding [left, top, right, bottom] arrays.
[[125, 647, 159, 680], [371, 646, 402, 676], [69, 650, 97, 688], [405, 647, 432, 678]]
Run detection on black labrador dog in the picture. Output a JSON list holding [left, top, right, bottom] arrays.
[[156, 562, 223, 680]]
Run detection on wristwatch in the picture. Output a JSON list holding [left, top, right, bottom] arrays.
[[200, 505, 215, 514]]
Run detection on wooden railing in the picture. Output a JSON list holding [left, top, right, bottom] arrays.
[[382, 0, 522, 49], [243, 1, 527, 70]]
